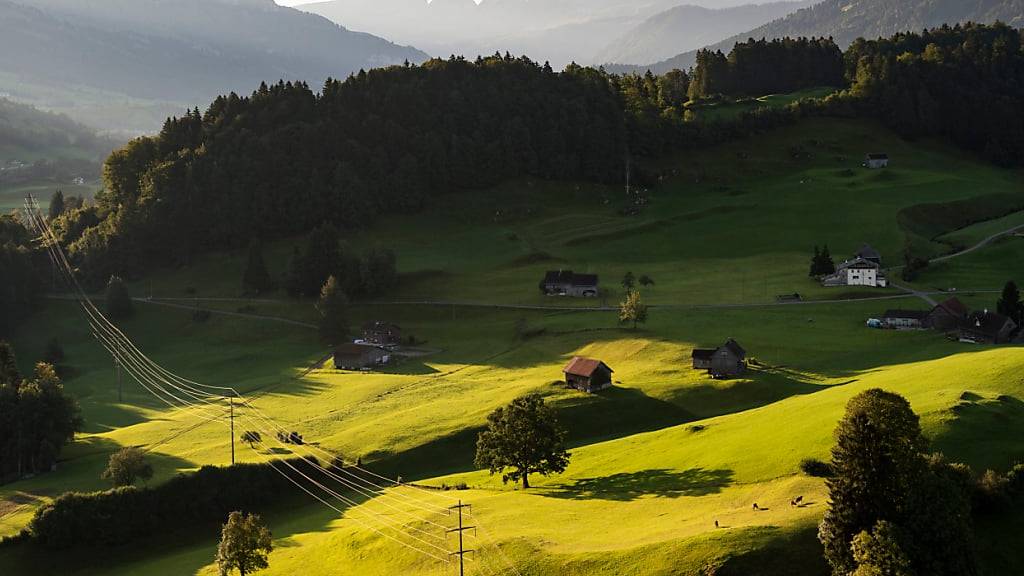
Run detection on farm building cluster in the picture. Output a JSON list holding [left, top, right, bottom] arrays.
[[333, 321, 403, 370], [822, 244, 888, 288], [868, 297, 1020, 344]]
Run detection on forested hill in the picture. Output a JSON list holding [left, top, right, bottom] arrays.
[[0, 0, 426, 132], [0, 98, 116, 162], [640, 0, 1024, 73], [48, 25, 1024, 287]]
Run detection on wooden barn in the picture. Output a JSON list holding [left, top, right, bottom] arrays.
[[692, 339, 748, 378], [362, 321, 402, 347], [334, 343, 389, 371], [691, 349, 714, 370], [711, 339, 747, 378], [925, 297, 969, 331], [563, 356, 614, 393], [959, 311, 1018, 344]]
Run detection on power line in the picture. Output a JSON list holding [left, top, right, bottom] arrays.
[[23, 196, 525, 575]]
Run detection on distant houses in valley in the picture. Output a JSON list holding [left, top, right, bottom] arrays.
[[867, 297, 1020, 344], [563, 357, 614, 393], [540, 270, 599, 297], [821, 244, 887, 288], [864, 153, 889, 169], [692, 339, 747, 379], [334, 343, 390, 371]]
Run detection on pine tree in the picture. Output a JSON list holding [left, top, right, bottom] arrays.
[[48, 190, 65, 221], [810, 245, 822, 277], [242, 240, 273, 296], [0, 340, 19, 385], [820, 245, 836, 275], [997, 281, 1022, 325]]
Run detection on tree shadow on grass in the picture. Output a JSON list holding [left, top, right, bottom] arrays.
[[931, 393, 1024, 471], [536, 467, 734, 501]]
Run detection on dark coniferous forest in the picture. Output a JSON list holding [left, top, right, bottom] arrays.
[[14, 24, 1024, 297]]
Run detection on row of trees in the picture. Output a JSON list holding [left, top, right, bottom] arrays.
[[0, 342, 82, 479], [283, 224, 397, 299], [689, 37, 844, 99], [809, 245, 837, 277]]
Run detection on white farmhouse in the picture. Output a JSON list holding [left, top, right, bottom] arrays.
[[822, 257, 888, 288]]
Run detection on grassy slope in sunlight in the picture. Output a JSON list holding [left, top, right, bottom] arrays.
[[2, 114, 1023, 575]]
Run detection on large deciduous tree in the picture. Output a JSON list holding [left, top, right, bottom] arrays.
[[316, 276, 349, 345], [216, 511, 273, 576], [475, 394, 570, 489], [0, 357, 82, 478], [619, 290, 648, 330]]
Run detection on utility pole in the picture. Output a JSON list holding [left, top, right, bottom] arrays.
[[229, 395, 235, 465], [447, 501, 474, 576]]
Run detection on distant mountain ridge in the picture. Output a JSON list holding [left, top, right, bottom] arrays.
[[595, 0, 816, 65], [298, 0, 684, 67], [638, 0, 1024, 73], [0, 0, 427, 132]]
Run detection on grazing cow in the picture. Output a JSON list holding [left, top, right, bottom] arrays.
[[752, 503, 759, 510], [791, 496, 804, 506], [714, 520, 719, 528]]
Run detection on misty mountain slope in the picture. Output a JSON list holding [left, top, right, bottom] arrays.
[[643, 0, 1024, 73], [0, 0, 426, 132], [596, 0, 816, 65], [298, 0, 682, 66]]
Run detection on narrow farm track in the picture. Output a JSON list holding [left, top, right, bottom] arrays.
[[931, 222, 1024, 264]]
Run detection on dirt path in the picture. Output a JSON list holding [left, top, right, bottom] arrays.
[[931, 222, 1024, 264]]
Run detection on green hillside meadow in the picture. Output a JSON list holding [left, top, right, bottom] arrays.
[[1, 116, 1022, 575]]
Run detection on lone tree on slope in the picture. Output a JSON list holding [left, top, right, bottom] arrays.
[[105, 275, 133, 320], [101, 447, 153, 487], [475, 394, 570, 489], [316, 275, 349, 345], [619, 289, 649, 330], [242, 239, 273, 296], [216, 511, 273, 576], [241, 431, 262, 449]]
